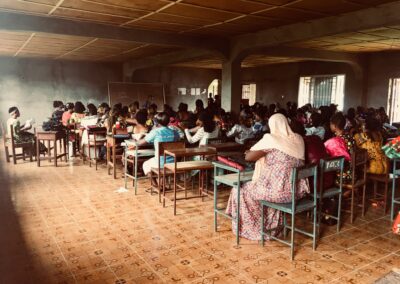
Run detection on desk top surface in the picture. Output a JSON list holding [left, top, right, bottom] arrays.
[[165, 147, 217, 157]]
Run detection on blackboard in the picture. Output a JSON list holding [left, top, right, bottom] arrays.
[[108, 82, 165, 108]]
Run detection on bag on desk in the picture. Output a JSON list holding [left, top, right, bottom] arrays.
[[217, 155, 245, 171]]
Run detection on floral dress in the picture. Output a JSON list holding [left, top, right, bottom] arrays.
[[354, 132, 387, 174], [225, 149, 309, 241]]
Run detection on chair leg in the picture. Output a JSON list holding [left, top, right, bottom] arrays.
[[383, 181, 388, 215], [261, 204, 265, 247], [290, 213, 295, 260], [337, 194, 342, 233], [283, 213, 287, 239], [350, 189, 355, 224], [312, 206, 317, 251], [173, 171, 177, 215], [5, 146, 10, 163], [214, 173, 218, 232], [362, 185, 366, 217], [12, 144, 17, 164]]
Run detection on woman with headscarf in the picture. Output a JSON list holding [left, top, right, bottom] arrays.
[[226, 113, 309, 241]]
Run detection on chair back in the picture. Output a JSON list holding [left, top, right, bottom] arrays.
[[320, 156, 345, 195], [351, 148, 368, 184], [206, 137, 225, 144], [157, 141, 185, 168], [291, 164, 318, 209]]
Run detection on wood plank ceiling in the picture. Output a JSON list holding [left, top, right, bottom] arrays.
[[0, 0, 399, 67]]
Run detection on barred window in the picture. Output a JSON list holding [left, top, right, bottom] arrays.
[[388, 78, 400, 123], [298, 75, 345, 110]]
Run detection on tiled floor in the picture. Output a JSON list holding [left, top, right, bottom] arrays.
[[0, 152, 398, 283]]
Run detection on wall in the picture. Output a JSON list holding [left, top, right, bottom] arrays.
[[366, 51, 400, 109], [131, 66, 221, 111], [241, 61, 363, 111], [0, 57, 121, 126]]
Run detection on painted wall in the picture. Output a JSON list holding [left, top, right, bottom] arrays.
[[241, 61, 363, 112], [131, 66, 221, 111], [0, 57, 121, 126], [366, 52, 400, 109]]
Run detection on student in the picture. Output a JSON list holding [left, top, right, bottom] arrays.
[[184, 111, 219, 145], [226, 110, 254, 144], [52, 101, 64, 123], [305, 112, 325, 140], [131, 109, 148, 141], [324, 112, 355, 184], [252, 108, 268, 135], [129, 112, 180, 176], [354, 116, 387, 174], [97, 102, 110, 127], [70, 101, 86, 124], [146, 103, 157, 129], [128, 101, 140, 118], [226, 114, 308, 240], [7, 106, 46, 153], [80, 103, 99, 127], [194, 99, 205, 116], [62, 102, 74, 126]]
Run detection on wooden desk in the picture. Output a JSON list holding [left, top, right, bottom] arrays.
[[36, 130, 67, 167], [208, 142, 244, 152], [163, 146, 217, 215], [106, 130, 130, 179]]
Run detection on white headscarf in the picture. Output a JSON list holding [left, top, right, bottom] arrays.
[[251, 113, 305, 160]]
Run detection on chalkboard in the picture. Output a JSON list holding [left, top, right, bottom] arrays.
[[108, 82, 165, 108]]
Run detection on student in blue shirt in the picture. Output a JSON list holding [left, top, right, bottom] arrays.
[[130, 112, 180, 175]]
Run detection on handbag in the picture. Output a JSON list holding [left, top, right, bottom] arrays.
[[382, 136, 400, 159]]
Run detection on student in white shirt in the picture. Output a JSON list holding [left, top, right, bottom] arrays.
[[226, 110, 254, 144], [305, 112, 325, 140], [184, 111, 219, 145]]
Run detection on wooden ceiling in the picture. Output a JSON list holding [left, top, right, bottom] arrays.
[[0, 0, 396, 36], [0, 0, 400, 66], [0, 29, 182, 61]]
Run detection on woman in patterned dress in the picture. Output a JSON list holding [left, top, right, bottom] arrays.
[[354, 116, 387, 175], [226, 113, 309, 241], [324, 112, 355, 184]]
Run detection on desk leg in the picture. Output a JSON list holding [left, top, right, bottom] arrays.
[[174, 171, 177, 215], [64, 137, 68, 162], [134, 154, 138, 195], [107, 145, 110, 175], [214, 167, 218, 232], [36, 137, 40, 167], [236, 184, 240, 245], [47, 140, 51, 162], [124, 150, 128, 189], [54, 139, 58, 167]]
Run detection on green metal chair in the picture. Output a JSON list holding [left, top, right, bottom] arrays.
[[213, 161, 254, 245], [391, 158, 400, 220], [317, 156, 345, 235], [260, 164, 318, 260]]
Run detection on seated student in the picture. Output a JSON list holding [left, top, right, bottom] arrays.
[[252, 108, 268, 135], [70, 101, 86, 124], [194, 99, 205, 117], [226, 110, 254, 144], [7, 107, 46, 153], [52, 101, 64, 123], [324, 112, 355, 184], [146, 103, 157, 129], [97, 103, 110, 127], [354, 116, 387, 175], [80, 103, 99, 127], [178, 103, 196, 129], [129, 112, 180, 176], [184, 111, 219, 145], [226, 113, 308, 240], [62, 102, 74, 126], [128, 101, 139, 119], [305, 112, 325, 140], [131, 109, 148, 141]]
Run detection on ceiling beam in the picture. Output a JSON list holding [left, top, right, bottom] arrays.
[[244, 46, 363, 65], [0, 10, 229, 55], [231, 1, 400, 57], [123, 49, 218, 79]]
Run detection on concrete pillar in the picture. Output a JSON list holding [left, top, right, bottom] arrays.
[[221, 58, 242, 114]]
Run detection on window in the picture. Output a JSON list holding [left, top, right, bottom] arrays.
[[208, 79, 220, 98], [298, 75, 345, 110], [242, 83, 256, 106], [388, 78, 400, 123]]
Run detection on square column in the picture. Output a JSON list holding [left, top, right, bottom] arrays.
[[221, 58, 242, 114]]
